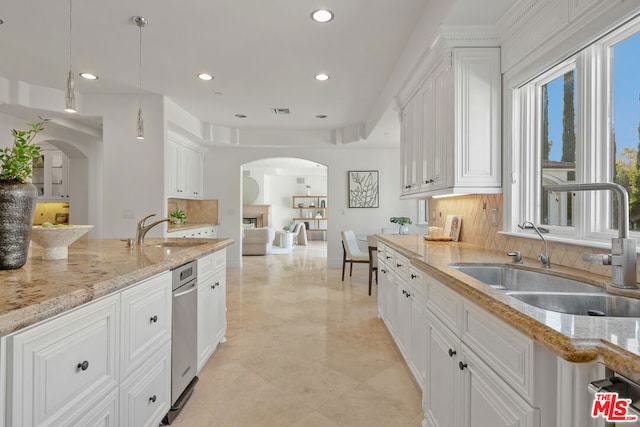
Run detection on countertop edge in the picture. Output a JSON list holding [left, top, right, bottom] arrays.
[[0, 238, 234, 337]]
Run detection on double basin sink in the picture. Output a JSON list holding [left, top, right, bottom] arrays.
[[449, 263, 640, 318]]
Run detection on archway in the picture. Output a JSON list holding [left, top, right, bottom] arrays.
[[240, 157, 328, 261]]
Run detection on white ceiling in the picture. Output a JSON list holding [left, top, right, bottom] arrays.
[[0, 0, 513, 144]]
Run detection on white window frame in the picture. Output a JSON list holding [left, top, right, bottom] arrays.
[[511, 17, 640, 248]]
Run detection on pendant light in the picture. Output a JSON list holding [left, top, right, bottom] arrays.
[[64, 0, 76, 113], [133, 16, 147, 140]]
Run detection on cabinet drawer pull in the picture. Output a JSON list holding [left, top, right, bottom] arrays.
[[150, 315, 158, 323], [411, 274, 417, 279], [396, 263, 403, 268], [402, 289, 406, 295], [149, 395, 157, 403], [459, 361, 468, 371], [386, 256, 392, 260], [405, 292, 411, 298], [381, 269, 387, 274], [448, 349, 456, 357], [77, 360, 89, 371]]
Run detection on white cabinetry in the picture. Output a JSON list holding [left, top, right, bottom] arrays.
[[197, 250, 227, 372], [377, 245, 555, 427], [400, 47, 501, 198], [167, 133, 205, 199], [168, 225, 218, 239], [32, 150, 70, 200], [5, 271, 173, 427], [6, 294, 119, 427]]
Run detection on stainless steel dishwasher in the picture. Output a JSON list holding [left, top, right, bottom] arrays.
[[163, 260, 199, 425]]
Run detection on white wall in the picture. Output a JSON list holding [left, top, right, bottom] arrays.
[[204, 146, 416, 268], [83, 93, 166, 239]]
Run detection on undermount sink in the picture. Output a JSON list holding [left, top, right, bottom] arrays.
[[140, 241, 206, 248], [506, 292, 640, 318], [448, 263, 605, 293], [449, 263, 640, 317]]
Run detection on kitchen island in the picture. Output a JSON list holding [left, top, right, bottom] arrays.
[[376, 234, 640, 427], [0, 237, 233, 427]]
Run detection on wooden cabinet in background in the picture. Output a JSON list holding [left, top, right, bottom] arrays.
[[291, 196, 327, 241]]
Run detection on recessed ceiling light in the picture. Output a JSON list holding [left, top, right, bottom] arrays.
[[197, 73, 213, 81], [311, 9, 334, 23], [214, 91, 223, 95], [315, 73, 330, 81], [235, 114, 247, 118], [79, 72, 98, 80], [316, 114, 327, 119]]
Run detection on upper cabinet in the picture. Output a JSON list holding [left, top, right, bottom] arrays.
[[32, 150, 70, 201], [167, 133, 205, 199], [400, 45, 502, 198]]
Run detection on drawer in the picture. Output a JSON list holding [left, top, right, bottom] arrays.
[[7, 294, 119, 427], [66, 387, 119, 427], [394, 253, 410, 281], [462, 301, 534, 402], [198, 250, 225, 280], [120, 341, 171, 427], [378, 244, 394, 267], [407, 265, 428, 305], [426, 276, 462, 335], [121, 272, 172, 378]]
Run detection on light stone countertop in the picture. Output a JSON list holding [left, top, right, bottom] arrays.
[[0, 237, 234, 337], [376, 234, 640, 384]]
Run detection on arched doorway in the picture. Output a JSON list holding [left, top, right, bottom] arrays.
[[240, 157, 328, 260]]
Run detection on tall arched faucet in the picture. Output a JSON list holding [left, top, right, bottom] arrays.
[[544, 183, 638, 289]]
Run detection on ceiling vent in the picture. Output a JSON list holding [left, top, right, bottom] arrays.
[[272, 108, 291, 115]]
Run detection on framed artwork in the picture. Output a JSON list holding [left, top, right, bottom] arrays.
[[348, 170, 379, 208]]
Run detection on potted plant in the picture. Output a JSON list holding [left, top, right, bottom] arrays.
[[169, 207, 187, 224], [0, 118, 48, 269], [390, 216, 412, 235]]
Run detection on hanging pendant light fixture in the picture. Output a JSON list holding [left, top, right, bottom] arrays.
[[133, 16, 148, 140], [64, 0, 76, 113]]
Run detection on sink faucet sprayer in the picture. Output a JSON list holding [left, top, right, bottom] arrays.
[[544, 182, 638, 289], [136, 214, 171, 244], [518, 221, 551, 268]]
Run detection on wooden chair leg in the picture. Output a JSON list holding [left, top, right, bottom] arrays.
[[341, 242, 347, 281], [368, 264, 373, 296], [349, 262, 353, 277]]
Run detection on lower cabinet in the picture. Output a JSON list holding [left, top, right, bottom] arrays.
[[197, 251, 227, 372], [4, 271, 173, 427], [377, 245, 562, 427], [120, 341, 171, 427], [424, 313, 538, 427]]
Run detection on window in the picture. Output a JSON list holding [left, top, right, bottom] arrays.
[[514, 17, 640, 244]]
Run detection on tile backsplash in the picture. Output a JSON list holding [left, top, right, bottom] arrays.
[[428, 194, 619, 277]]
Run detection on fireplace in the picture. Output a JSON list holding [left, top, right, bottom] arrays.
[[242, 204, 271, 228]]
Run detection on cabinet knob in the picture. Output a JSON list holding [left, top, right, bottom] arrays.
[[150, 315, 158, 323], [448, 349, 456, 357], [459, 361, 468, 371], [396, 263, 402, 268], [381, 269, 387, 274], [77, 360, 89, 371], [402, 289, 406, 295], [406, 292, 411, 298], [411, 274, 417, 279], [149, 395, 157, 403], [386, 256, 392, 260]]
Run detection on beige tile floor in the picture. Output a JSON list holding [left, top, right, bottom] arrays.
[[170, 241, 423, 427]]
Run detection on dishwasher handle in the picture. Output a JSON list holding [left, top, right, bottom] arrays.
[[174, 280, 197, 298]]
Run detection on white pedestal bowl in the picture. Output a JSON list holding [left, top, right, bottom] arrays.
[[30, 225, 93, 260]]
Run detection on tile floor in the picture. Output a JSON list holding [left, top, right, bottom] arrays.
[[170, 241, 424, 427]]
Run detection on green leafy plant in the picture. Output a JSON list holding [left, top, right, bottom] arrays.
[[169, 208, 187, 224], [390, 216, 412, 226], [0, 118, 48, 183], [283, 225, 292, 232]]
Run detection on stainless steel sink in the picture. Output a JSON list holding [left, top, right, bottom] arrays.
[[506, 292, 640, 317], [448, 263, 605, 293], [141, 241, 206, 248]]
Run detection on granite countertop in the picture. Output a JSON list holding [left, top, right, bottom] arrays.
[[376, 234, 640, 384], [0, 237, 233, 337]]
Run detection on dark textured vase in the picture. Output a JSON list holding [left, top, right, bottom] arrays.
[[0, 182, 37, 269]]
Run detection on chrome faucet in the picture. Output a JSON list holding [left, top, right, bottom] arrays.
[[518, 221, 551, 268], [136, 214, 171, 244], [544, 182, 638, 289]]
